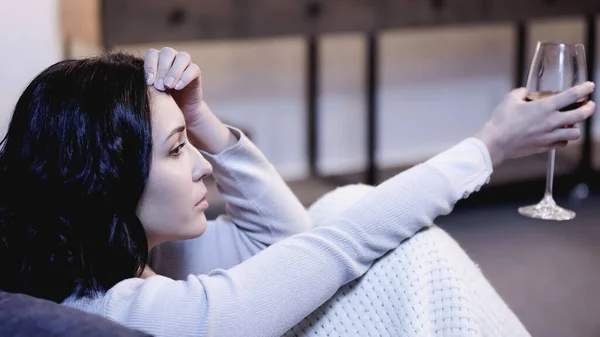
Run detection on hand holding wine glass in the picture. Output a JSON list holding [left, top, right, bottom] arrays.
[[473, 44, 594, 202], [475, 81, 595, 165], [512, 41, 591, 220]]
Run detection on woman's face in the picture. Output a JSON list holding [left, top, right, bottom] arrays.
[[137, 88, 213, 249]]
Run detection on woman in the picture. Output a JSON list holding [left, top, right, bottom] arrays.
[[0, 47, 594, 337]]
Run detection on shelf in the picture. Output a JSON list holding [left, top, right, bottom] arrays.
[[99, 0, 600, 47]]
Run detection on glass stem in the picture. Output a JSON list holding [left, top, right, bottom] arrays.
[[544, 149, 556, 199]]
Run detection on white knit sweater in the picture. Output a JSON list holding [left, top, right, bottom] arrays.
[[62, 127, 520, 337]]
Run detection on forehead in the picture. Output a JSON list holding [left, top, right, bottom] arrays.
[[148, 88, 185, 136]]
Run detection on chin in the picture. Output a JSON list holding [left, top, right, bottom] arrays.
[[181, 213, 208, 239], [152, 213, 208, 244]]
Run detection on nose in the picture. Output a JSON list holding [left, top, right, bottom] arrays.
[[192, 149, 213, 182]]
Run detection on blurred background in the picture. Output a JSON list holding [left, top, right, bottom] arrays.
[[2, 0, 600, 336]]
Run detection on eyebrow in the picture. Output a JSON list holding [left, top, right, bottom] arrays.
[[164, 125, 186, 144]]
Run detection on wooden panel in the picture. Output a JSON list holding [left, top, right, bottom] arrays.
[[233, 0, 309, 37], [100, 0, 600, 47], [316, 0, 379, 33], [379, 0, 486, 28], [486, 0, 598, 21], [101, 0, 315, 46], [101, 0, 243, 47]]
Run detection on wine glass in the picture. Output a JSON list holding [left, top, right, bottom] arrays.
[[518, 41, 588, 221]]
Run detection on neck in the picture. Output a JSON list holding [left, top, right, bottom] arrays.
[[146, 235, 161, 252], [139, 264, 157, 279]]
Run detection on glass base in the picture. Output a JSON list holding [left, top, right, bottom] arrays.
[[518, 195, 575, 221]]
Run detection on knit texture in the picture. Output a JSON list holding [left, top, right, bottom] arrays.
[[286, 184, 530, 336]]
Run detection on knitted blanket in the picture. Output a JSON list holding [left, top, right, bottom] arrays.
[[286, 184, 530, 337]]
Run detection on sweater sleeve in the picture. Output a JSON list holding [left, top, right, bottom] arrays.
[[64, 138, 493, 337], [149, 126, 312, 277]]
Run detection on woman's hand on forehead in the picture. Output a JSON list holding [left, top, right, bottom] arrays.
[[143, 47, 207, 128], [142, 47, 236, 154], [143, 47, 200, 93]]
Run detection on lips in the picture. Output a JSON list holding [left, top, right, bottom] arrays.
[[195, 194, 208, 207]]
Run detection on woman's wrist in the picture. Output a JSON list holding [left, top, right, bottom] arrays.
[[186, 101, 237, 154], [474, 122, 506, 168]]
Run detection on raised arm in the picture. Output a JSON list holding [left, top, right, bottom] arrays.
[[146, 48, 311, 275], [65, 137, 494, 337], [67, 79, 595, 336], [150, 122, 313, 275], [122, 47, 596, 336], [198, 120, 312, 245]]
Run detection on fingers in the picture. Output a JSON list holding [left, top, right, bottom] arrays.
[[510, 87, 528, 100], [552, 140, 569, 148], [540, 101, 594, 148], [164, 52, 191, 89], [144, 49, 159, 85], [144, 47, 199, 91], [551, 101, 596, 128], [542, 82, 595, 111], [543, 127, 581, 145], [155, 47, 177, 90], [176, 64, 201, 90]]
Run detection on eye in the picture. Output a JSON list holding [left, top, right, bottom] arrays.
[[169, 141, 187, 156]]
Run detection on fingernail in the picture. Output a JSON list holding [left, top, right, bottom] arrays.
[[156, 78, 165, 90], [165, 76, 175, 88], [145, 73, 154, 85], [590, 82, 595, 89], [175, 80, 184, 90]]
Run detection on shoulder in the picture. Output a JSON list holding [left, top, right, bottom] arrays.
[[62, 274, 208, 316], [61, 277, 146, 316], [62, 274, 215, 336]]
